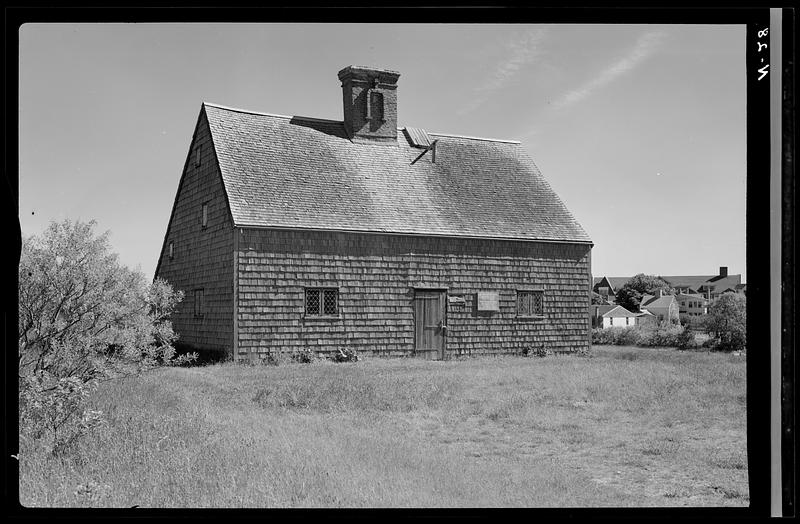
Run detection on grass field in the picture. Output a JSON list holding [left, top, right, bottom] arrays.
[[19, 345, 748, 508]]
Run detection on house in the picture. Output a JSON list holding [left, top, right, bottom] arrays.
[[593, 267, 744, 305], [660, 267, 744, 300], [639, 291, 680, 324], [590, 305, 638, 329], [154, 65, 593, 361], [676, 293, 708, 316], [591, 276, 629, 303], [634, 310, 657, 327]]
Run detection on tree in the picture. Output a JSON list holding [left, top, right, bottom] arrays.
[[614, 274, 674, 313], [705, 293, 746, 351], [18, 219, 195, 454]]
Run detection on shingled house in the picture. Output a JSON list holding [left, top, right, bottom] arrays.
[[154, 65, 593, 361]]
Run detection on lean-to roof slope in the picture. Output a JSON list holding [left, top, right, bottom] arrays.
[[203, 103, 591, 243]]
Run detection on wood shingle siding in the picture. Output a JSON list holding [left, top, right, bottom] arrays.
[[154, 108, 234, 356], [235, 228, 591, 359]]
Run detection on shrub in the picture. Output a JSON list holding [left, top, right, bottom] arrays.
[[675, 328, 698, 350], [332, 347, 359, 363], [521, 344, 552, 357], [638, 324, 685, 347], [706, 294, 746, 352], [688, 314, 710, 333], [18, 219, 195, 455], [591, 327, 642, 346], [291, 348, 317, 364], [592, 324, 698, 349]]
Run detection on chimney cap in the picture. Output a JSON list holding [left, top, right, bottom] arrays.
[[338, 65, 400, 83]]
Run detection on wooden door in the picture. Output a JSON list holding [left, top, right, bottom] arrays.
[[413, 290, 446, 360]]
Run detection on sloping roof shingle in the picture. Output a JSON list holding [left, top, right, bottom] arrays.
[[592, 276, 631, 291], [602, 305, 637, 318], [641, 295, 676, 309], [204, 103, 591, 243]]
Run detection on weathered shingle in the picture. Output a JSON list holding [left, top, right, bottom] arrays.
[[204, 103, 591, 243]]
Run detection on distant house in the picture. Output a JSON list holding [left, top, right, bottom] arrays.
[[591, 305, 638, 329], [676, 293, 708, 316], [591, 276, 629, 303], [593, 266, 744, 307], [661, 267, 744, 300], [635, 310, 657, 327], [639, 291, 679, 324]]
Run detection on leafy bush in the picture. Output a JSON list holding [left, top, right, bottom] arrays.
[[18, 219, 195, 454], [256, 352, 287, 366], [592, 324, 696, 349], [686, 314, 709, 333], [591, 327, 642, 346], [521, 344, 552, 357], [706, 294, 746, 352], [675, 328, 698, 350], [291, 348, 317, 364], [332, 347, 359, 363], [638, 324, 685, 347]]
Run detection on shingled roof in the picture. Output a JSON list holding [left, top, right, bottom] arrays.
[[203, 103, 591, 244]]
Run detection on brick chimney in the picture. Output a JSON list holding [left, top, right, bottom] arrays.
[[338, 66, 400, 144], [719, 266, 728, 277]]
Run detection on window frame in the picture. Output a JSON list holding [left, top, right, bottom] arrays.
[[303, 287, 341, 319], [168, 241, 174, 260], [201, 201, 209, 229], [195, 144, 202, 167], [516, 289, 545, 318], [194, 288, 205, 319]]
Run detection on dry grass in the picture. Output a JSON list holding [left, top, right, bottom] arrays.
[[19, 345, 748, 508]]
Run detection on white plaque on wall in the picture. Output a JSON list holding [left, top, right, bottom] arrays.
[[477, 291, 499, 311]]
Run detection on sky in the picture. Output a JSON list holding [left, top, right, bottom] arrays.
[[18, 23, 746, 282]]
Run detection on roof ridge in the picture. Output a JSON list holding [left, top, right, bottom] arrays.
[[203, 102, 293, 120], [204, 103, 520, 144]]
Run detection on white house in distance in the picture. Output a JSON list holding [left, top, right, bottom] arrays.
[[591, 304, 639, 329]]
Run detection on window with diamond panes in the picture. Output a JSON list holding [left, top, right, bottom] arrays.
[[305, 288, 339, 316], [517, 290, 543, 317]]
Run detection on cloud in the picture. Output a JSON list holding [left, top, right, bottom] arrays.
[[458, 28, 548, 115], [551, 30, 666, 111]]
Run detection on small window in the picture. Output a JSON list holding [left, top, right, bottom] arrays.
[[202, 202, 209, 228], [168, 241, 174, 259], [194, 289, 204, 318], [305, 288, 339, 317], [195, 144, 202, 167], [517, 290, 544, 317], [368, 91, 384, 121]]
